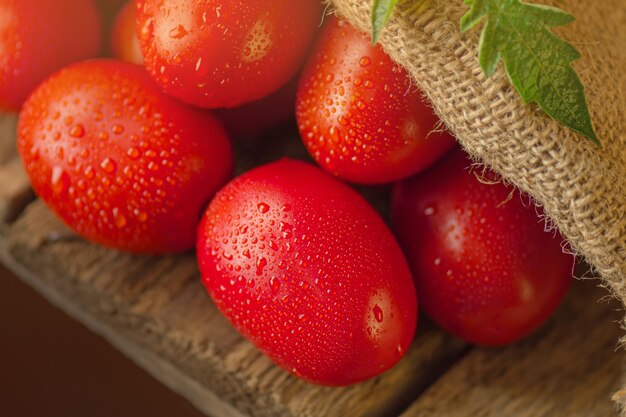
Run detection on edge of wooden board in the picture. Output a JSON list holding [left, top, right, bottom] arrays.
[[0, 239, 247, 417], [0, 201, 468, 417]]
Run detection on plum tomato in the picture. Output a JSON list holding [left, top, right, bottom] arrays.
[[110, 1, 144, 65], [391, 150, 573, 346], [296, 18, 456, 184], [136, 0, 322, 108], [18, 60, 233, 254], [0, 0, 102, 111], [197, 159, 417, 385]]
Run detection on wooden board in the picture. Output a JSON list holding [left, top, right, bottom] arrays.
[[0, 113, 17, 164], [0, 112, 622, 417], [0, 201, 468, 417], [0, 157, 34, 222], [401, 280, 623, 417]]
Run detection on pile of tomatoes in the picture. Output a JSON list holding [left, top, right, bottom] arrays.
[[1, 0, 574, 385]]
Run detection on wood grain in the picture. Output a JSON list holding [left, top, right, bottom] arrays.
[[401, 280, 622, 417], [0, 113, 17, 164], [0, 157, 34, 222], [0, 201, 468, 417]]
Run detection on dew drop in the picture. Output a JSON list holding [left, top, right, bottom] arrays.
[[51, 166, 69, 195], [359, 56, 371, 67], [113, 208, 127, 228], [127, 147, 140, 159], [424, 206, 436, 216], [69, 124, 85, 138], [270, 276, 280, 294], [256, 257, 267, 276], [84, 166, 95, 179], [101, 158, 117, 174], [257, 202, 270, 213], [373, 304, 384, 323], [169, 24, 188, 39], [136, 211, 148, 222]]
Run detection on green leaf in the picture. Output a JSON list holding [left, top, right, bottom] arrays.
[[371, 0, 398, 44], [461, 0, 598, 144]]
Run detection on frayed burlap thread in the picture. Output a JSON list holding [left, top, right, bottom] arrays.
[[328, 0, 626, 409]]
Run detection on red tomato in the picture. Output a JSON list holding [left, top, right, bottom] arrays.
[[296, 18, 456, 184], [18, 60, 233, 254], [197, 159, 417, 385], [214, 76, 298, 139], [110, 2, 144, 65], [0, 0, 102, 111], [135, 0, 322, 108], [391, 150, 573, 346]]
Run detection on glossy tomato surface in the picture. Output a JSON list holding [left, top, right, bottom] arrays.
[[110, 1, 144, 65], [392, 150, 573, 346], [136, 0, 322, 108], [296, 18, 456, 184], [0, 0, 102, 111], [197, 159, 417, 385], [18, 60, 233, 254]]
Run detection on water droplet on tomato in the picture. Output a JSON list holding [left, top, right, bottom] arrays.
[[257, 202, 270, 213], [113, 208, 127, 228], [50, 166, 70, 195], [127, 147, 140, 159], [169, 24, 188, 39], [256, 257, 267, 276], [270, 276, 281, 294], [84, 166, 95, 179], [373, 304, 384, 323], [69, 124, 85, 138], [135, 210, 148, 222], [140, 18, 153, 41], [359, 56, 371, 67], [100, 158, 117, 174]]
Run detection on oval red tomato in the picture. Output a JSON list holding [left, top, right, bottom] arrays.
[[136, 0, 322, 108], [18, 60, 233, 254], [0, 0, 102, 111], [197, 159, 417, 385], [296, 18, 456, 184], [392, 150, 573, 346], [110, 1, 144, 65]]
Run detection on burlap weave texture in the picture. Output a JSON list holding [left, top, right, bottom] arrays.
[[329, 0, 625, 408]]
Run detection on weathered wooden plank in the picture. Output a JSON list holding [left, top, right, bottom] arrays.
[[400, 280, 622, 417], [1, 201, 468, 417], [0, 157, 34, 223], [0, 113, 18, 163]]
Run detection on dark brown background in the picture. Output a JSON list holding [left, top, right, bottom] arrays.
[[0, 263, 205, 417]]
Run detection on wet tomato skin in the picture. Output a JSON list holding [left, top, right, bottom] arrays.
[[136, 0, 322, 108], [392, 150, 573, 346], [18, 60, 233, 254], [197, 159, 417, 385], [0, 0, 102, 111], [296, 18, 456, 184]]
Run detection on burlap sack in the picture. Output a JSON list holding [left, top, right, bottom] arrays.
[[328, 0, 626, 409]]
